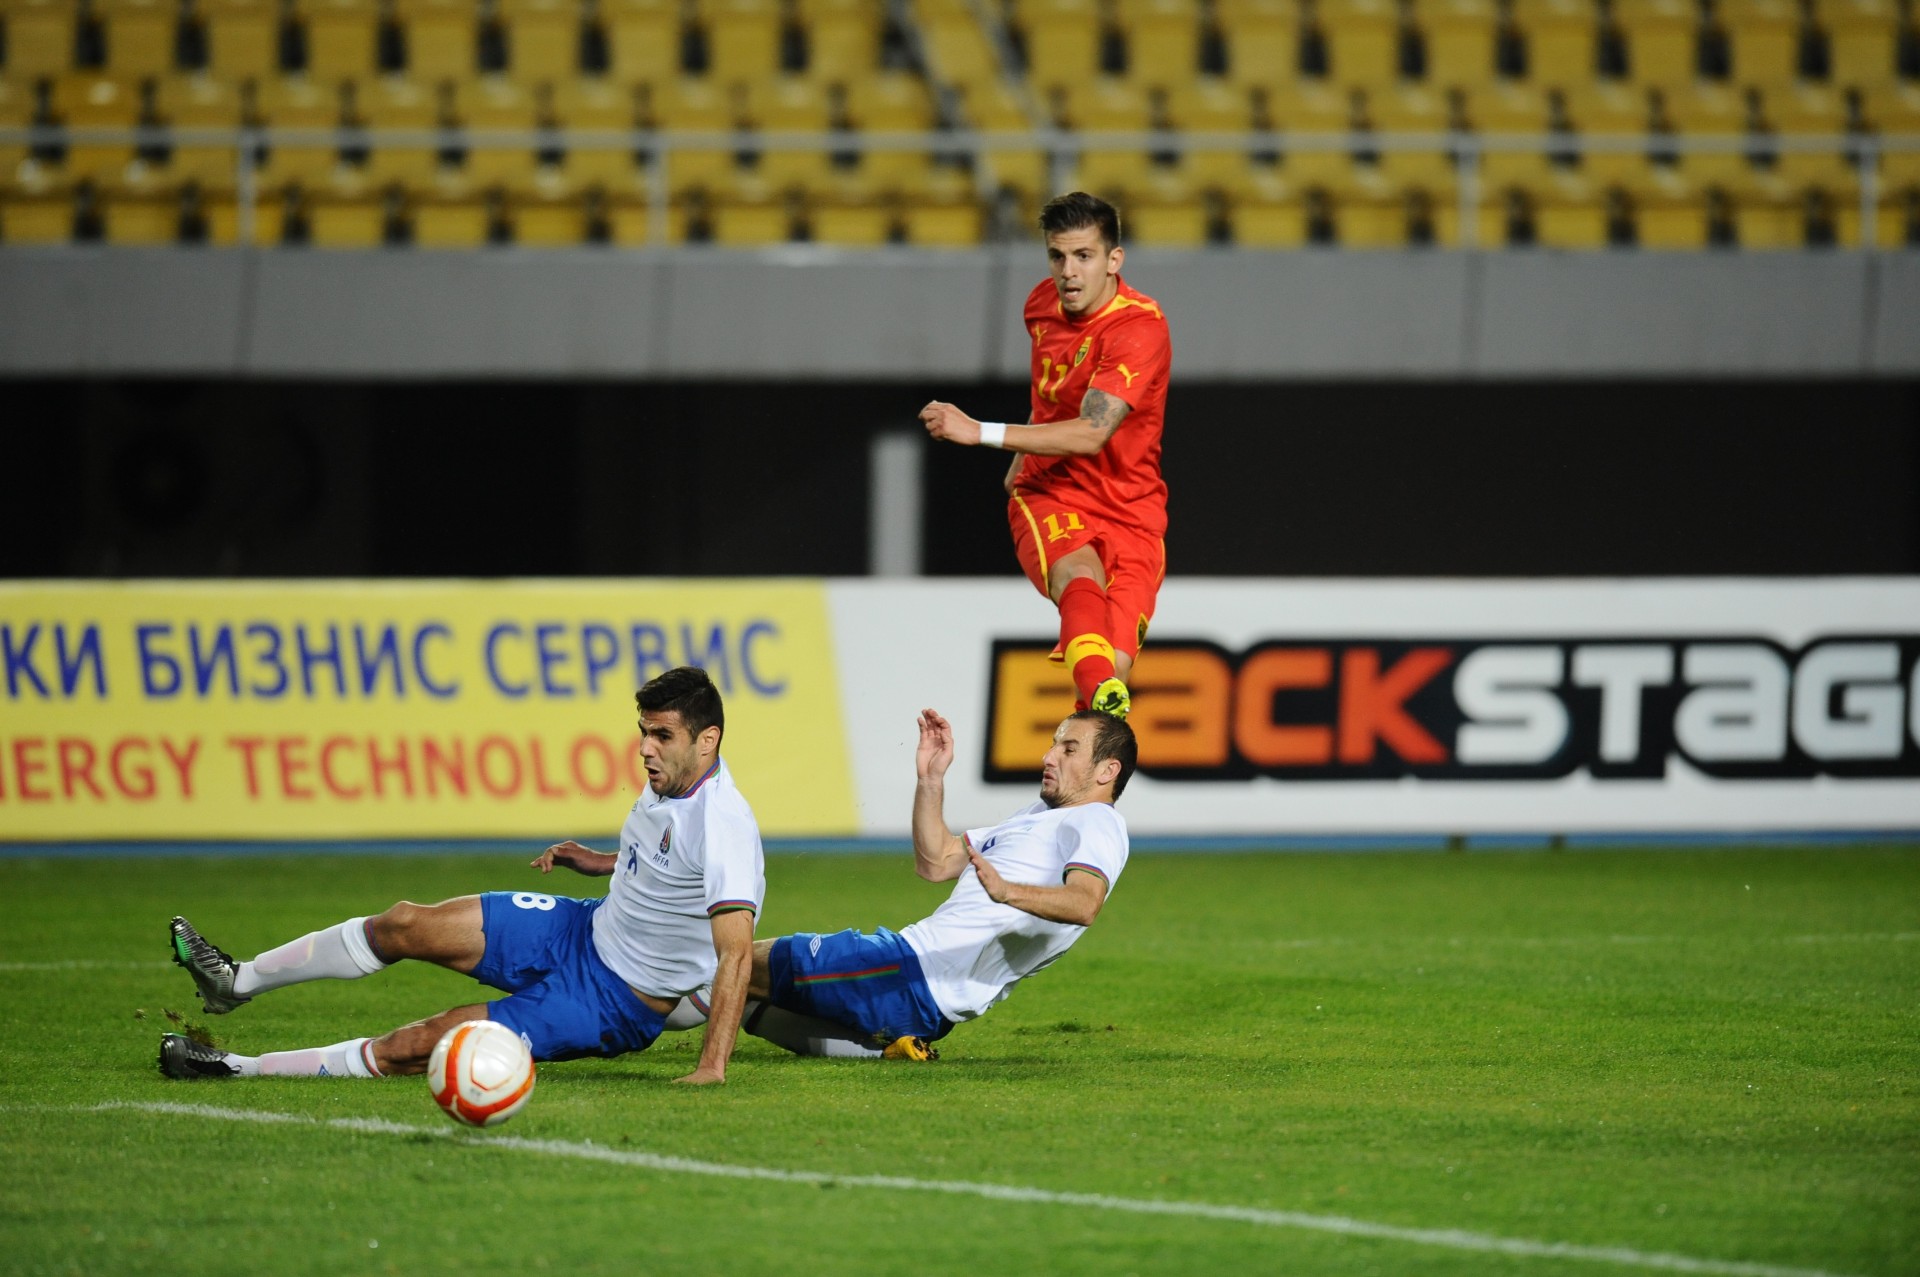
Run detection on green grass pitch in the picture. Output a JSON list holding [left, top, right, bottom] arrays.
[[1, 845, 1916, 1277]]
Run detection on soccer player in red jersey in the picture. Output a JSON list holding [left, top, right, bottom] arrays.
[[920, 191, 1171, 718]]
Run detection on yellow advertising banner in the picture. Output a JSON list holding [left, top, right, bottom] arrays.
[[0, 581, 856, 841]]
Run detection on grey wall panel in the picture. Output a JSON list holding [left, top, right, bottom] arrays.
[[1473, 253, 1871, 376], [1868, 253, 1920, 373], [0, 248, 244, 374], [659, 248, 994, 379], [246, 251, 667, 375]]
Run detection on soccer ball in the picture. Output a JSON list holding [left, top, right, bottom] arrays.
[[428, 1019, 536, 1128]]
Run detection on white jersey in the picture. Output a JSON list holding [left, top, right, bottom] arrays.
[[591, 757, 765, 999], [900, 800, 1129, 1022]]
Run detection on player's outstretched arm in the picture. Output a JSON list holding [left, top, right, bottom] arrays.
[[531, 840, 617, 876], [920, 392, 1131, 460], [676, 908, 754, 1085], [967, 845, 1108, 927], [913, 709, 969, 882]]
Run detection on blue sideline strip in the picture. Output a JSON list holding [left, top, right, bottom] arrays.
[[0, 832, 1916, 858]]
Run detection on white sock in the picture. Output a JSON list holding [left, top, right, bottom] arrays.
[[234, 918, 388, 998], [743, 1002, 884, 1059], [254, 1038, 383, 1078]]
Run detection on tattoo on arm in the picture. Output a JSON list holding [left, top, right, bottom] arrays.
[[1080, 388, 1133, 441]]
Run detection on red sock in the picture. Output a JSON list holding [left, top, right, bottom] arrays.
[[1058, 578, 1117, 709]]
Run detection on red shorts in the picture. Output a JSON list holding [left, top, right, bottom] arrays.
[[1008, 491, 1166, 662]]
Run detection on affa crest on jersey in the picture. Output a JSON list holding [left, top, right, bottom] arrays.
[[650, 826, 672, 868]]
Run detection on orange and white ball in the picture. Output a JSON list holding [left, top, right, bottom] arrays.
[[428, 1019, 536, 1128]]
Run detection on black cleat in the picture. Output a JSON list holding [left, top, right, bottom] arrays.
[[169, 915, 250, 1015], [158, 1033, 240, 1080]]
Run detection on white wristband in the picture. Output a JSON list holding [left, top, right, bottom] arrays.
[[978, 421, 1008, 448]]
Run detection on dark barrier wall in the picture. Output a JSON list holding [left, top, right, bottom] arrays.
[[3, 378, 1916, 578]]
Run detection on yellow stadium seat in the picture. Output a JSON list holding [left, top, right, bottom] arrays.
[[1057, 76, 1153, 193], [356, 76, 440, 184], [810, 201, 894, 242], [1118, 0, 1201, 88], [1318, 0, 1399, 87], [844, 69, 937, 191], [1128, 196, 1212, 243], [1464, 81, 1553, 183], [97, 0, 176, 77], [305, 165, 386, 244], [799, 0, 882, 81], [607, 180, 689, 241], [494, 0, 577, 84], [1661, 82, 1750, 185], [1414, 0, 1497, 89], [203, 184, 291, 242], [1, 162, 74, 242], [393, 0, 478, 82], [1526, 169, 1609, 245], [1560, 82, 1652, 184], [2, 0, 78, 78], [1727, 169, 1800, 246], [743, 75, 831, 185], [652, 75, 739, 194], [552, 77, 640, 186], [701, 0, 781, 83], [1227, 166, 1306, 243], [603, 0, 679, 85], [157, 73, 241, 190], [97, 161, 176, 241], [1719, 0, 1798, 86], [1368, 83, 1452, 186], [254, 75, 343, 185], [1613, 0, 1697, 87], [455, 76, 541, 187], [1510, 0, 1598, 84], [1163, 76, 1252, 186], [1621, 163, 1708, 245], [1215, 0, 1301, 88], [0, 74, 35, 178], [917, 12, 1000, 84], [504, 166, 588, 242], [900, 196, 981, 244], [711, 182, 795, 243], [1837, 182, 1916, 246], [411, 170, 494, 245], [1864, 83, 1920, 185], [52, 73, 140, 183], [1270, 80, 1355, 185], [201, 0, 277, 79], [300, 0, 379, 82], [1816, 0, 1899, 88], [1760, 83, 1854, 187]]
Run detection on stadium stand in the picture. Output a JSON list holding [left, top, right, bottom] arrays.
[[0, 0, 1913, 246]]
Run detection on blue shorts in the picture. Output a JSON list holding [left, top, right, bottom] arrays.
[[472, 891, 666, 1063], [766, 927, 954, 1044]]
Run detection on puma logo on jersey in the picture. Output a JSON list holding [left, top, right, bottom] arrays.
[[1031, 324, 1048, 345], [1117, 364, 1140, 387]]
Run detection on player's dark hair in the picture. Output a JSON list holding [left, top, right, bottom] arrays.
[[1067, 709, 1138, 800], [636, 666, 725, 743], [1039, 191, 1122, 251]]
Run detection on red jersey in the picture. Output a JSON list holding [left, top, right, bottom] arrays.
[[1013, 276, 1172, 538]]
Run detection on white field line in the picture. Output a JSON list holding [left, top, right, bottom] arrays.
[[0, 960, 175, 971], [17, 1100, 1858, 1277]]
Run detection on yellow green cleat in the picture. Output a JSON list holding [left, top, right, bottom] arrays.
[[1090, 677, 1130, 719], [881, 1035, 940, 1061]]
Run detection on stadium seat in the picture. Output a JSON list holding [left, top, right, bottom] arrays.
[[1318, 0, 1400, 87], [51, 74, 140, 183], [1613, 0, 1699, 88], [300, 0, 380, 83], [1523, 168, 1609, 245], [1661, 82, 1751, 185], [1269, 81, 1356, 185], [1368, 83, 1454, 186], [201, 0, 278, 79], [551, 77, 641, 185], [700, 0, 782, 84], [1465, 81, 1555, 183], [1815, 0, 1900, 88], [1413, 0, 1498, 89], [798, 0, 883, 82], [1057, 76, 1153, 194], [0, 74, 33, 180], [1759, 83, 1855, 187], [917, 7, 1001, 85], [410, 169, 494, 244], [1622, 163, 1709, 245], [1214, 0, 1301, 88], [897, 162, 979, 243], [1509, 0, 1599, 84], [1127, 177, 1212, 244], [1163, 76, 1254, 187], [1837, 182, 1917, 245], [2, 0, 78, 78], [254, 76, 344, 186], [603, 0, 680, 85], [1727, 169, 1804, 246], [743, 75, 832, 186], [203, 183, 291, 242], [709, 172, 797, 242], [1117, 0, 1202, 89], [1327, 165, 1407, 244], [496, 0, 578, 84], [98, 164, 182, 242], [355, 76, 440, 184], [98, 0, 178, 77], [1, 162, 75, 242], [1864, 83, 1920, 184], [157, 73, 242, 190], [844, 69, 936, 192], [1018, 0, 1103, 90], [808, 166, 895, 242], [652, 75, 739, 194], [1720, 0, 1799, 86], [506, 167, 591, 243], [1227, 166, 1307, 243], [305, 164, 387, 244], [455, 76, 540, 187], [1560, 82, 1653, 184], [393, 0, 479, 82]]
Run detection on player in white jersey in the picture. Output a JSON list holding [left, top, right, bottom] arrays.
[[735, 706, 1134, 1061], [158, 666, 765, 1088]]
